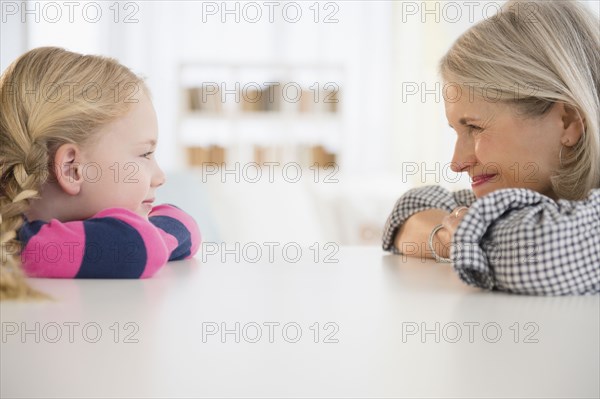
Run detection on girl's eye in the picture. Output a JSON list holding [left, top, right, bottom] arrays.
[[141, 151, 154, 159]]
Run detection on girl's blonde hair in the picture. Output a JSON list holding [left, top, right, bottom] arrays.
[[439, 0, 600, 200], [0, 47, 147, 300]]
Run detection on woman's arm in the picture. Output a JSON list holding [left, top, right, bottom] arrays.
[[394, 209, 452, 260], [382, 185, 476, 259], [451, 188, 600, 295]]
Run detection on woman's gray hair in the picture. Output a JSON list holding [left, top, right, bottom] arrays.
[[439, 0, 600, 200]]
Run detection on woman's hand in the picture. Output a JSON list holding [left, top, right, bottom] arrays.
[[441, 206, 469, 239], [430, 206, 468, 259]]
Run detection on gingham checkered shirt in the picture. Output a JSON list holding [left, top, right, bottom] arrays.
[[382, 185, 600, 295]]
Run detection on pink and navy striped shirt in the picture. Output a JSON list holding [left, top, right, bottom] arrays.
[[17, 204, 201, 278]]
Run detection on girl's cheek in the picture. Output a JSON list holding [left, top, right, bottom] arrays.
[[140, 164, 152, 184]]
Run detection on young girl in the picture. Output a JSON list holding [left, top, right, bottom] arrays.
[[0, 47, 201, 300]]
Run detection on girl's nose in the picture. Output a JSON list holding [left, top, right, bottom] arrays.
[[153, 165, 166, 188]]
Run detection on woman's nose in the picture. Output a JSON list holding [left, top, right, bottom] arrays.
[[450, 139, 477, 173]]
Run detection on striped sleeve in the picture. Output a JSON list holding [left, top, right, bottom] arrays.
[[148, 204, 201, 261], [18, 208, 173, 279], [451, 188, 600, 295], [382, 185, 476, 254]]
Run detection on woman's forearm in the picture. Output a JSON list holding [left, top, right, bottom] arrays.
[[394, 209, 452, 260]]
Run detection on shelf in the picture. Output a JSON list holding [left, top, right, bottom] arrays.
[[177, 62, 344, 168]]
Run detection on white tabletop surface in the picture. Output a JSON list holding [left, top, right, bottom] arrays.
[[1, 246, 599, 398]]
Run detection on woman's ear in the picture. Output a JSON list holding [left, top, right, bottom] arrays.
[[559, 103, 585, 147], [53, 143, 85, 195]]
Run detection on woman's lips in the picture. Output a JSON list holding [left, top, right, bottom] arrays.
[[471, 174, 498, 187]]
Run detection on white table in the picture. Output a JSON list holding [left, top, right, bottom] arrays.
[[1, 247, 598, 398]]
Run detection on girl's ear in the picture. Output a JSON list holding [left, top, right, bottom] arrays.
[[53, 143, 85, 195]]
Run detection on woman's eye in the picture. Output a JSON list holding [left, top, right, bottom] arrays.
[[141, 151, 154, 159], [467, 125, 482, 134]]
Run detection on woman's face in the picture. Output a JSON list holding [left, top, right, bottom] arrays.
[[444, 84, 565, 199]]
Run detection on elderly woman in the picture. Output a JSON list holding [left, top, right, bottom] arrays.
[[383, 0, 599, 295]]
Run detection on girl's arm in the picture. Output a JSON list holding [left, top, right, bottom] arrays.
[[148, 204, 201, 261], [382, 185, 476, 259], [18, 208, 174, 279], [451, 188, 600, 295]]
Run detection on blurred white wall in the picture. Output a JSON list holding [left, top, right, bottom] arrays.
[[2, 0, 599, 245], [4, 0, 599, 175], [8, 1, 395, 176]]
